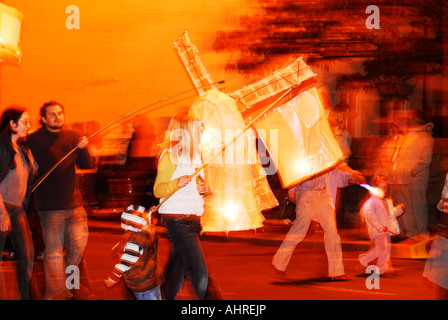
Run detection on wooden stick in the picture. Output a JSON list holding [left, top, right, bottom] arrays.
[[154, 87, 294, 210], [31, 81, 225, 193]]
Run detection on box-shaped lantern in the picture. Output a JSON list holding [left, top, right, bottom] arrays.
[[253, 88, 343, 188], [0, 3, 23, 66], [189, 90, 277, 232]]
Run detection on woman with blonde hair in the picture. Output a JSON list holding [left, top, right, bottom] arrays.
[[153, 113, 210, 300]]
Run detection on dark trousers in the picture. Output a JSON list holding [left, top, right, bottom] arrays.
[[162, 216, 208, 300], [0, 204, 34, 299]]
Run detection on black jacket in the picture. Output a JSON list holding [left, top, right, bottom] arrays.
[[27, 127, 95, 211]]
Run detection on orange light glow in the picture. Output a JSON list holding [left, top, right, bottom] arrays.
[[253, 88, 343, 188], [360, 184, 385, 199], [0, 3, 23, 67], [295, 159, 310, 174], [200, 128, 215, 146], [370, 187, 385, 199], [223, 202, 239, 221], [189, 90, 272, 233]]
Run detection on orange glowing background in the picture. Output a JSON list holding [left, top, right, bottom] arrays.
[[0, 0, 260, 155], [2, 0, 446, 157]]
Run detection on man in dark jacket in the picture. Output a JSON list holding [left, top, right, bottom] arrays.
[[28, 101, 96, 300]]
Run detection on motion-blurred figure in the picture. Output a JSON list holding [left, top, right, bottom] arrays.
[[376, 109, 433, 241], [127, 114, 155, 158], [272, 163, 365, 280], [153, 113, 211, 300], [327, 108, 351, 163], [105, 205, 163, 300], [358, 175, 405, 275], [424, 173, 448, 299], [327, 108, 352, 226]]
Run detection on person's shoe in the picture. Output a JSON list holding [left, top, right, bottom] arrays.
[[355, 264, 369, 276], [45, 290, 73, 300], [329, 275, 349, 282], [380, 269, 398, 277], [271, 265, 287, 278]]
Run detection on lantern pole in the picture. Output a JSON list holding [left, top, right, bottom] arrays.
[[154, 86, 295, 211], [31, 80, 225, 193]]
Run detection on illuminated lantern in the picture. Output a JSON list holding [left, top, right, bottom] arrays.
[[252, 88, 343, 188], [0, 3, 23, 67], [188, 90, 276, 232], [175, 31, 278, 233], [174, 30, 219, 95], [229, 59, 343, 188], [175, 32, 342, 229]]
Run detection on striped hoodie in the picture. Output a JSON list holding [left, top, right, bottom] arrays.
[[107, 205, 163, 292]]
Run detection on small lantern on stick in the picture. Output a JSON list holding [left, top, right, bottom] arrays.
[[0, 3, 23, 67]]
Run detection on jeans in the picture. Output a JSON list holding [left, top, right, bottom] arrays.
[[163, 216, 208, 300], [133, 285, 161, 300], [38, 207, 89, 298], [0, 204, 34, 300]]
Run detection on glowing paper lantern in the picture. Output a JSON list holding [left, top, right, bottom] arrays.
[[175, 31, 277, 233], [253, 88, 343, 188], [175, 31, 340, 219], [227, 57, 342, 188], [0, 3, 23, 67], [174, 31, 219, 95], [189, 90, 277, 232], [229, 57, 316, 111]]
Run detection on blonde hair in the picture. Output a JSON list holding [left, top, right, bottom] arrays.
[[160, 113, 200, 163]]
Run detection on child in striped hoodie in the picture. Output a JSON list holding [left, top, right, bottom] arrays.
[[104, 205, 163, 300]]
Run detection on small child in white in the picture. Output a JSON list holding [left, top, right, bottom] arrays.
[[359, 175, 405, 274], [105, 205, 163, 300]]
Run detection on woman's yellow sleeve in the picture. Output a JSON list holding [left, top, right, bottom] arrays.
[[153, 152, 179, 198]]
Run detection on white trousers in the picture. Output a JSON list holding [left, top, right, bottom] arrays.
[[272, 190, 344, 277], [359, 233, 392, 274]]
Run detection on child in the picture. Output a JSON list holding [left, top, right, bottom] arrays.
[[104, 205, 163, 300], [358, 175, 405, 275]]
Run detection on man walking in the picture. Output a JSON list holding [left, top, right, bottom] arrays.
[[28, 101, 96, 300], [272, 164, 364, 280]]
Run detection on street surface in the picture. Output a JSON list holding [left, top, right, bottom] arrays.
[[1, 217, 436, 302]]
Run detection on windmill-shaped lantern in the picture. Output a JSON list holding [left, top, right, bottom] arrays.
[[174, 31, 342, 233]]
